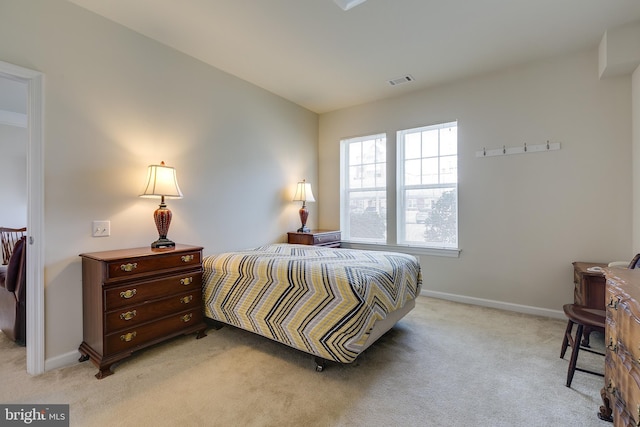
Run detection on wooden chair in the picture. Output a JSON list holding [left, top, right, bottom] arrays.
[[0, 227, 26, 265], [560, 304, 605, 387], [0, 236, 26, 344]]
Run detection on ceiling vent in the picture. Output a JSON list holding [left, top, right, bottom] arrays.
[[388, 75, 414, 86]]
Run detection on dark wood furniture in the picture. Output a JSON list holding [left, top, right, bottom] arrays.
[[573, 262, 607, 310], [287, 230, 341, 248], [599, 267, 640, 424], [573, 261, 607, 346], [0, 236, 26, 345], [0, 227, 26, 265], [78, 244, 207, 379], [560, 304, 605, 387]]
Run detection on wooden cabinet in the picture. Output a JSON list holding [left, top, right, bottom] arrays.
[[287, 230, 341, 248], [573, 262, 607, 310], [600, 268, 640, 425], [78, 244, 207, 379]]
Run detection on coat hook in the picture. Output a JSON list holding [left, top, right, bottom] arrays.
[[524, 142, 527, 152], [546, 140, 550, 150], [483, 147, 486, 156], [502, 145, 506, 154]]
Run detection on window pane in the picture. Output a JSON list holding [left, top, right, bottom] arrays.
[[422, 158, 438, 184], [397, 121, 458, 249], [440, 155, 457, 184], [402, 187, 457, 247], [422, 130, 439, 157], [361, 164, 377, 188], [349, 141, 361, 165], [362, 139, 376, 163], [375, 163, 386, 187], [341, 134, 386, 243], [405, 133, 421, 159], [404, 159, 421, 186], [349, 165, 362, 188], [440, 126, 457, 155], [348, 190, 387, 241]]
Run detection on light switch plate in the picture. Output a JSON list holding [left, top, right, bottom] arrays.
[[92, 220, 110, 237]]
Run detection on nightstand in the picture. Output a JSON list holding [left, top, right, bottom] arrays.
[[78, 244, 207, 379], [287, 230, 341, 248]]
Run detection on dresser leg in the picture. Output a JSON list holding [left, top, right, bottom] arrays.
[[598, 386, 613, 422], [95, 365, 114, 380]]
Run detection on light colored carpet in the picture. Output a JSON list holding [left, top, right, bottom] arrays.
[[0, 297, 607, 426]]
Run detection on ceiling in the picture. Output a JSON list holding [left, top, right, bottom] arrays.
[[67, 0, 640, 114]]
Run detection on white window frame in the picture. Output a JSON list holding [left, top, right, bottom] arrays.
[[340, 133, 387, 244], [339, 125, 460, 258], [397, 121, 459, 250]]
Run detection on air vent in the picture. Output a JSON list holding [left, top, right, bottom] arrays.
[[388, 75, 414, 86]]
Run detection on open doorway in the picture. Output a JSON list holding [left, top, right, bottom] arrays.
[[0, 60, 44, 375]]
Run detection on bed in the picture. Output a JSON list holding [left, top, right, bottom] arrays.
[[202, 243, 422, 370]]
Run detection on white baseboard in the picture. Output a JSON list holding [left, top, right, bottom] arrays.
[[45, 350, 82, 372], [421, 289, 565, 320]]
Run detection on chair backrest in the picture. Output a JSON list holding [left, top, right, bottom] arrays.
[[5, 237, 26, 297], [0, 227, 26, 265], [629, 254, 640, 269]]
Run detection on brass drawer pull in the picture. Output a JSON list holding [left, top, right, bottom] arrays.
[[181, 313, 193, 323], [120, 289, 137, 299], [120, 310, 137, 321], [120, 262, 138, 272], [120, 331, 137, 342], [180, 277, 193, 286], [180, 295, 193, 304], [181, 255, 194, 263]]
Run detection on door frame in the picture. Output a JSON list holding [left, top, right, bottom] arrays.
[[0, 60, 44, 375]]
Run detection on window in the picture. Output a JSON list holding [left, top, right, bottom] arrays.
[[398, 122, 458, 248], [340, 134, 387, 243], [339, 122, 458, 253]]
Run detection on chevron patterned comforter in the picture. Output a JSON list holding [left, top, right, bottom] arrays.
[[202, 243, 422, 364]]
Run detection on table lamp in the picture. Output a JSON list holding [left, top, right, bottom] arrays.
[[140, 161, 183, 248]]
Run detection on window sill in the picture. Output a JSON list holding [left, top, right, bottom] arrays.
[[339, 241, 460, 258]]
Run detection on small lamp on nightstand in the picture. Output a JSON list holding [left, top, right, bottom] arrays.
[[293, 179, 315, 233], [140, 161, 183, 248]]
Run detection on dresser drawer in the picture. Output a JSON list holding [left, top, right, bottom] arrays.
[[105, 290, 202, 333], [104, 308, 203, 354], [105, 271, 202, 310], [105, 250, 202, 280], [613, 346, 640, 425], [313, 231, 341, 245]]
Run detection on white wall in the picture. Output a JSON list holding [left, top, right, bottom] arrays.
[[0, 0, 318, 366], [0, 124, 27, 228], [319, 50, 632, 314], [634, 65, 640, 252]]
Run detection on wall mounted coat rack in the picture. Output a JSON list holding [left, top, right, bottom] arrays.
[[476, 141, 561, 158]]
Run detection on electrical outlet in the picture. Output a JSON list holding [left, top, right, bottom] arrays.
[[92, 220, 110, 237]]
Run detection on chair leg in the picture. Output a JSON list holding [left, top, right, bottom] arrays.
[[560, 319, 574, 359], [566, 324, 584, 387]]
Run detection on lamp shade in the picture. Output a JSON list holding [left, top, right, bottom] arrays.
[[292, 180, 315, 202], [140, 161, 183, 199]]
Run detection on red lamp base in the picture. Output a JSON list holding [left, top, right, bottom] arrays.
[[151, 200, 176, 248]]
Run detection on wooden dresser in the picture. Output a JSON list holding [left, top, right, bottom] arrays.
[[78, 244, 207, 379], [287, 230, 341, 248], [600, 267, 640, 424]]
